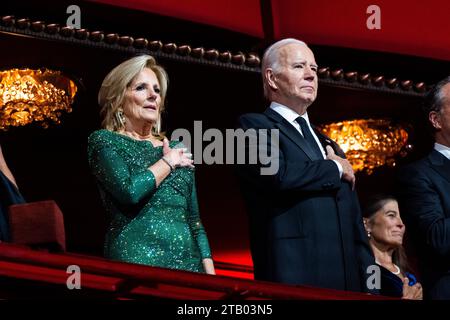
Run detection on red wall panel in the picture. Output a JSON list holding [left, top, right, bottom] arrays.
[[90, 0, 264, 37], [272, 0, 450, 61], [90, 0, 450, 61]]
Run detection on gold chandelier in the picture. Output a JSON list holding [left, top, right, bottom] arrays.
[[320, 119, 410, 174], [0, 68, 77, 130]]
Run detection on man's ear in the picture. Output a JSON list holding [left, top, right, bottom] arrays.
[[429, 111, 442, 130], [265, 68, 278, 91]]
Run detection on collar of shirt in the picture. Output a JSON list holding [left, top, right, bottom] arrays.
[[435, 142, 450, 160], [270, 101, 312, 128], [270, 101, 326, 159]]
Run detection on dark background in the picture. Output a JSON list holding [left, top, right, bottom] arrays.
[[1, 0, 449, 268]]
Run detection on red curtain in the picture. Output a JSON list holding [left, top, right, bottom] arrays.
[[89, 0, 450, 61], [272, 0, 450, 61], [89, 0, 264, 37]]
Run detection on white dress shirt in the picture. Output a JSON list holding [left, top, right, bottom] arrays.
[[435, 142, 450, 160], [270, 102, 343, 177]]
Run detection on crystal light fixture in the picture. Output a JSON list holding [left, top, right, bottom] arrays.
[[319, 119, 411, 174], [0, 68, 77, 130]]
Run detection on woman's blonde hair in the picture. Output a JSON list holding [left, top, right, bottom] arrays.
[[98, 55, 168, 136]]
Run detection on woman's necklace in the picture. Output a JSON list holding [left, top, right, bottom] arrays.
[[376, 260, 401, 275]]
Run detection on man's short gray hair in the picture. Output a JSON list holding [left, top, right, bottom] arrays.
[[262, 38, 307, 98]]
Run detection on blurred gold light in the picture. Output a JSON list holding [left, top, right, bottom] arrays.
[[0, 68, 77, 130], [320, 119, 410, 174]]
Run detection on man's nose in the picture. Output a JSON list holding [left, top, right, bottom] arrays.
[[304, 66, 316, 80]]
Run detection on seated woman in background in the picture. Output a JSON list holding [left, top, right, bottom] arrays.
[[363, 194, 422, 299], [0, 145, 25, 242], [88, 55, 215, 274]]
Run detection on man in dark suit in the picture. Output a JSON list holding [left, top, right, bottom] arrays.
[[396, 76, 450, 299], [236, 38, 375, 292]]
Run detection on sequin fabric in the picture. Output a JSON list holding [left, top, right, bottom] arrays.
[[88, 129, 211, 273]]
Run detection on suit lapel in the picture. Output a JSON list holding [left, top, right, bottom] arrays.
[[429, 149, 450, 183], [264, 108, 320, 161]]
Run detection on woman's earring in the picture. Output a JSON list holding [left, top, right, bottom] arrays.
[[367, 231, 371, 239], [117, 110, 125, 126]]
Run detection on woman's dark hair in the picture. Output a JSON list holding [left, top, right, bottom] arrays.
[[362, 194, 397, 219], [362, 194, 411, 274]]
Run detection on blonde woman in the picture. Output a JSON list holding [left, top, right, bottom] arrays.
[[88, 55, 215, 274]]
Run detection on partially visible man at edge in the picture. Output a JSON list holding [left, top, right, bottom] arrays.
[[397, 76, 450, 300]]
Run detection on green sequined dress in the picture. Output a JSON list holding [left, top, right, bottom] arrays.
[[88, 129, 211, 273]]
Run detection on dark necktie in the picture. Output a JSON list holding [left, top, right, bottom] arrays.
[[296, 116, 323, 159]]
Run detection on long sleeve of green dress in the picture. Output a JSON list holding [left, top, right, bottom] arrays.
[[188, 179, 212, 260], [88, 129, 212, 273], [90, 135, 157, 205]]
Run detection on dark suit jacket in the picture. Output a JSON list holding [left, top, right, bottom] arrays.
[[236, 108, 375, 292], [396, 149, 450, 299]]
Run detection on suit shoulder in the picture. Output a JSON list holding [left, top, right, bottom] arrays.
[[399, 156, 429, 172], [238, 113, 269, 129], [396, 156, 431, 184]]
